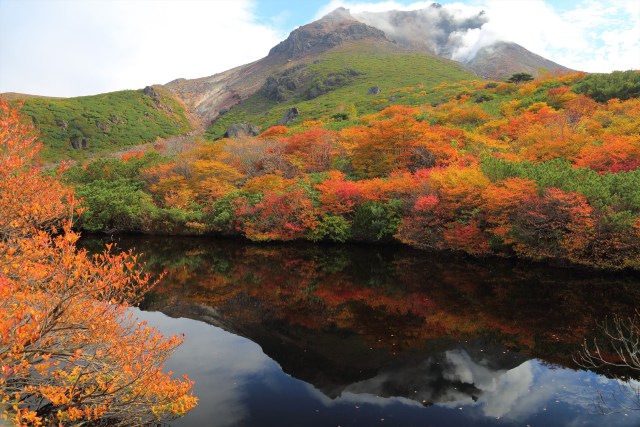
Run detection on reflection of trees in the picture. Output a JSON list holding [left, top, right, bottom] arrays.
[[575, 311, 640, 413], [89, 236, 640, 365]]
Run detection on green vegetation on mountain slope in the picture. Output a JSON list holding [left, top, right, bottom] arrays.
[[206, 41, 475, 138], [19, 87, 191, 162]]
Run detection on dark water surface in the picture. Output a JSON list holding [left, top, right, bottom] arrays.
[[87, 236, 640, 427]]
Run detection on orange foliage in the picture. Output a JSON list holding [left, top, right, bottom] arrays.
[[429, 165, 490, 214], [576, 134, 640, 173], [234, 189, 317, 241], [259, 125, 289, 139], [0, 100, 196, 425], [316, 171, 363, 215], [284, 128, 335, 173], [511, 188, 595, 262], [121, 150, 144, 162], [443, 221, 490, 255]]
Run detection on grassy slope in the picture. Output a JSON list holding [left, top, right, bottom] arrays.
[[20, 87, 191, 162], [206, 41, 477, 138]]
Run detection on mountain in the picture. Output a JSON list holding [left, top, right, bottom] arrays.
[[465, 41, 570, 80], [164, 7, 396, 127], [166, 7, 478, 136], [353, 6, 569, 79], [5, 5, 570, 160], [165, 5, 569, 133]]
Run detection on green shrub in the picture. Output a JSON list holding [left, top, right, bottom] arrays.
[[310, 215, 351, 242], [351, 200, 402, 242], [573, 70, 640, 102]]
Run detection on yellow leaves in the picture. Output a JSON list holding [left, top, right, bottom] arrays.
[[429, 165, 490, 212], [242, 174, 294, 194]]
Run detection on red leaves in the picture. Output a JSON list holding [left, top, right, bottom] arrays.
[[235, 189, 317, 241], [576, 134, 640, 173]]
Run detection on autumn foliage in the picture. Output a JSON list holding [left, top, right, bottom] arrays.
[[65, 71, 640, 270], [0, 100, 196, 426]]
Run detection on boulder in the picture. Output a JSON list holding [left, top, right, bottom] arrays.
[[142, 86, 159, 98], [96, 121, 111, 133], [281, 107, 299, 125], [368, 85, 381, 95], [70, 136, 88, 149], [225, 123, 260, 138]]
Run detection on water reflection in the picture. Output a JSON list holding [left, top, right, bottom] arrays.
[[84, 236, 640, 426]]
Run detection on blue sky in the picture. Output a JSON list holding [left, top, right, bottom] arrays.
[[0, 0, 638, 97]]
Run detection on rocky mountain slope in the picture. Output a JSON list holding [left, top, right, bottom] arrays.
[[164, 6, 568, 129], [165, 8, 398, 127]]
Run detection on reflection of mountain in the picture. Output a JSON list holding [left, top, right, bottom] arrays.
[[148, 295, 528, 399], [85, 235, 640, 401], [343, 345, 530, 406]]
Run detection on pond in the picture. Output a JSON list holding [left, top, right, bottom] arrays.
[[88, 236, 640, 427]]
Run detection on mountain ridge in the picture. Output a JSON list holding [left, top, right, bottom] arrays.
[[163, 6, 569, 127]]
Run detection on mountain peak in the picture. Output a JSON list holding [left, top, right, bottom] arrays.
[[268, 8, 387, 59], [321, 7, 354, 22]]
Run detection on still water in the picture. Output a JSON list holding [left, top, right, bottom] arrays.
[[90, 236, 640, 427]]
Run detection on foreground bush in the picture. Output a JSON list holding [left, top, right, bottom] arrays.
[[0, 100, 196, 426]]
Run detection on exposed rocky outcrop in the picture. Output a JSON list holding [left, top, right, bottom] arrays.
[[142, 85, 158, 98], [368, 85, 381, 95], [224, 123, 260, 138], [70, 136, 88, 149], [281, 107, 299, 125], [260, 65, 307, 102], [268, 8, 388, 60], [96, 121, 111, 133]]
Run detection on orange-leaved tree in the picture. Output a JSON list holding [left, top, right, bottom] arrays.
[[0, 100, 196, 426]]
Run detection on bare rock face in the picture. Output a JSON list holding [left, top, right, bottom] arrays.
[[70, 136, 88, 149], [142, 86, 158, 97], [268, 8, 388, 59], [281, 107, 299, 125], [224, 123, 260, 138], [368, 85, 381, 95]]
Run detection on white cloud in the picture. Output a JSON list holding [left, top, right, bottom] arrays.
[[314, 0, 640, 72], [0, 0, 285, 97], [1, 0, 638, 97]]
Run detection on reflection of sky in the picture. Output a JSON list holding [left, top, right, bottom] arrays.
[[136, 309, 276, 427], [137, 310, 640, 427]]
